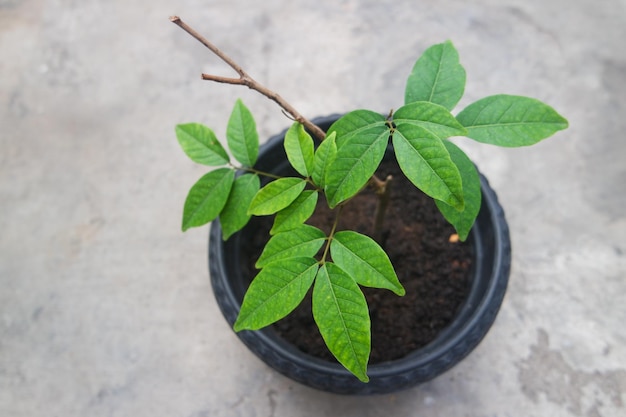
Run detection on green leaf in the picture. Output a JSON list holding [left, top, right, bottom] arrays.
[[219, 174, 260, 240], [256, 224, 326, 268], [226, 99, 259, 166], [176, 123, 230, 166], [330, 231, 405, 296], [234, 258, 318, 331], [393, 101, 467, 139], [327, 109, 388, 147], [182, 168, 235, 231], [312, 263, 370, 383], [270, 190, 319, 235], [248, 178, 307, 216], [311, 131, 337, 188], [405, 40, 466, 111], [456, 94, 569, 147], [435, 141, 481, 241], [285, 122, 315, 177], [325, 110, 390, 208], [392, 123, 464, 210]]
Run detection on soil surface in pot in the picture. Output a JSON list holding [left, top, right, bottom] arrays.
[[242, 158, 473, 363]]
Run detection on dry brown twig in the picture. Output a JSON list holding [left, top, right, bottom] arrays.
[[170, 15, 390, 197], [169, 16, 327, 142]]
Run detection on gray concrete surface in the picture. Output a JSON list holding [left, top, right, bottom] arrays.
[[1, 0, 625, 416]]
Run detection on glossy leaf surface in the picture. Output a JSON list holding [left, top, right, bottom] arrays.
[[326, 110, 390, 208], [226, 99, 259, 166], [392, 123, 464, 210], [248, 178, 307, 216], [182, 168, 234, 231], [285, 122, 315, 177], [234, 258, 318, 331], [394, 101, 467, 139], [255, 224, 326, 268], [312, 263, 370, 382], [405, 40, 466, 110], [456, 94, 569, 147], [176, 123, 230, 166], [270, 190, 319, 235], [219, 174, 260, 240], [311, 131, 337, 188], [331, 231, 404, 296], [435, 141, 481, 241], [327, 109, 387, 147]]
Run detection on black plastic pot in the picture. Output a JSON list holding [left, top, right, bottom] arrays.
[[209, 115, 511, 395]]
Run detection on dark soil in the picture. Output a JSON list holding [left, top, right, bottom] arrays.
[[241, 157, 473, 364]]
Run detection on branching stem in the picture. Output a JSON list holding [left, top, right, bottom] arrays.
[[231, 164, 282, 180], [171, 16, 389, 203], [170, 16, 327, 142], [321, 205, 344, 264]]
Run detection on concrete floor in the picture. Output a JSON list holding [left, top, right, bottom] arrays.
[[2, 0, 625, 415]]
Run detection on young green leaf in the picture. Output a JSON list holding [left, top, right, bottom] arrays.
[[405, 40, 466, 111], [325, 110, 390, 208], [312, 263, 370, 383], [393, 101, 467, 139], [327, 109, 387, 147], [248, 178, 307, 216], [270, 190, 319, 235], [330, 231, 405, 296], [285, 122, 315, 177], [234, 257, 318, 331], [392, 123, 464, 210], [456, 94, 569, 147], [435, 141, 481, 241], [176, 123, 230, 166], [311, 131, 337, 188], [219, 174, 261, 240], [226, 99, 259, 166], [256, 224, 326, 268], [182, 168, 235, 231]]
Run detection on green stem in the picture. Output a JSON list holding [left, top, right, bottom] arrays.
[[320, 205, 343, 264], [234, 164, 324, 193], [232, 164, 282, 180]]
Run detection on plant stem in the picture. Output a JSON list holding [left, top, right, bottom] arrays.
[[370, 174, 393, 244], [170, 16, 327, 142], [320, 205, 343, 264], [232, 164, 282, 180], [172, 16, 389, 209]]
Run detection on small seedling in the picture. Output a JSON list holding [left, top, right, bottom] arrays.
[[172, 17, 568, 382]]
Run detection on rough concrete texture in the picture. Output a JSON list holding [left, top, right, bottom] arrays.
[[1, 0, 625, 416]]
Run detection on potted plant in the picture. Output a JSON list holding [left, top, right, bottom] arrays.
[[171, 16, 568, 394]]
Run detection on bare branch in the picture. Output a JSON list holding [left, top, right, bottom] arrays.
[[201, 73, 247, 85], [170, 16, 327, 141], [170, 16, 245, 77]]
